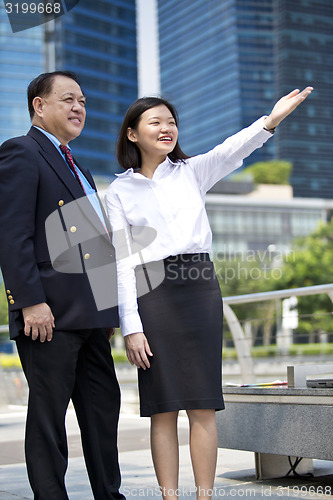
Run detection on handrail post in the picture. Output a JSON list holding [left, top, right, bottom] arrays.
[[223, 302, 256, 384], [328, 291, 333, 304]]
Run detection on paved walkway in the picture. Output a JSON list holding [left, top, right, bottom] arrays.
[[0, 406, 333, 499]]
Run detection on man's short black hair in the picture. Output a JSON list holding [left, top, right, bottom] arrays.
[[27, 71, 81, 120]]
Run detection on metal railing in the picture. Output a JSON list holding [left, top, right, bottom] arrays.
[[223, 283, 333, 383], [1, 283, 333, 384]]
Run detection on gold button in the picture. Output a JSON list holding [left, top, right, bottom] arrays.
[[58, 200, 64, 207], [84, 253, 90, 260], [6, 290, 11, 294], [70, 226, 77, 233], [8, 295, 13, 300], [9, 300, 15, 305]]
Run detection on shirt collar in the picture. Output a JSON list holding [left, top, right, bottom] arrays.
[[33, 126, 70, 152], [116, 156, 178, 179]]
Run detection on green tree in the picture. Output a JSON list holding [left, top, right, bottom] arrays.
[[215, 253, 279, 347], [273, 219, 333, 340], [215, 219, 333, 347], [233, 160, 292, 185]]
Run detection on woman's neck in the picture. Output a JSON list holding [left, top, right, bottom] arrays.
[[139, 154, 168, 179]]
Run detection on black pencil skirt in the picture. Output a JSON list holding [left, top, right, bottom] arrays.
[[136, 253, 224, 417]]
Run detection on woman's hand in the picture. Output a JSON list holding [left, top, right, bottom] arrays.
[[124, 332, 153, 370], [264, 86, 313, 130]]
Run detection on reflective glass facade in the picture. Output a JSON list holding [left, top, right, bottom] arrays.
[[158, 0, 275, 164], [158, 0, 333, 198], [0, 10, 43, 145], [207, 197, 326, 255], [275, 0, 333, 198], [56, 0, 137, 177], [0, 0, 137, 178]]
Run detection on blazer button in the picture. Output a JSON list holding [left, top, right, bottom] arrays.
[[70, 226, 77, 233], [9, 300, 15, 305], [84, 253, 90, 260], [6, 290, 11, 294], [58, 200, 64, 207], [8, 295, 13, 300]]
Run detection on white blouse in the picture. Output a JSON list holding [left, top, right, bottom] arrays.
[[105, 116, 273, 336]]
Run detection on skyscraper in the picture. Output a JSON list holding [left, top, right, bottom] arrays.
[[158, 0, 275, 164], [0, 0, 138, 177], [56, 0, 137, 177], [158, 0, 333, 198], [0, 9, 43, 144], [274, 0, 333, 198]]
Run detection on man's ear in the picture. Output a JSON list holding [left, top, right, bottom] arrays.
[[127, 127, 137, 143], [32, 97, 44, 118]]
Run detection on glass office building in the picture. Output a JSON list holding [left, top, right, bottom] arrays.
[[0, 0, 137, 178], [0, 9, 43, 145], [207, 194, 330, 256], [55, 0, 137, 177], [158, 0, 333, 198], [158, 0, 275, 164], [274, 0, 333, 198]]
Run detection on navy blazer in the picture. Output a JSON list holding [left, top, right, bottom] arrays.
[[0, 127, 119, 339]]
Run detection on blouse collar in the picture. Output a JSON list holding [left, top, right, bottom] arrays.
[[116, 156, 179, 179]]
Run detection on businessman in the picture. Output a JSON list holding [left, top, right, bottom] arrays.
[[0, 71, 125, 500]]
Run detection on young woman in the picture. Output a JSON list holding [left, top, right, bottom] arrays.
[[105, 87, 313, 499]]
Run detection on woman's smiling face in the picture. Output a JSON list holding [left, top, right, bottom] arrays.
[[127, 104, 179, 162]]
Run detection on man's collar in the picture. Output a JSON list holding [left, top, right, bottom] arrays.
[[33, 126, 69, 151]]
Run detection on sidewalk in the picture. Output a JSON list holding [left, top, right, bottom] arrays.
[[0, 406, 333, 499]]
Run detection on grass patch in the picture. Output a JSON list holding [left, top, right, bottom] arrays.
[[0, 353, 21, 369], [223, 343, 333, 359], [1, 344, 332, 369], [289, 343, 333, 356], [251, 345, 279, 357], [0, 349, 128, 369], [111, 348, 128, 364]]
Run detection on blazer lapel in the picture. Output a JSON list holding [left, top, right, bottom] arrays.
[[27, 127, 110, 240], [28, 127, 85, 200]]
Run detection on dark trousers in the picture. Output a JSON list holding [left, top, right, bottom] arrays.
[[16, 328, 125, 500]]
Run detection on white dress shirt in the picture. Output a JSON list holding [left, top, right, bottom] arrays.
[[105, 116, 273, 336]]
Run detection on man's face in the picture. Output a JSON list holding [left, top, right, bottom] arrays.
[[33, 75, 86, 145]]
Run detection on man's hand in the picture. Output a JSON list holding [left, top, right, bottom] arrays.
[[124, 332, 153, 370], [22, 302, 55, 342], [106, 327, 115, 340], [264, 86, 313, 130]]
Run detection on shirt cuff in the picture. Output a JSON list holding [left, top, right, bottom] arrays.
[[260, 116, 275, 136], [120, 313, 144, 337]]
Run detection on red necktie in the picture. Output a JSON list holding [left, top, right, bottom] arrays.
[[60, 145, 86, 193], [60, 145, 111, 239]]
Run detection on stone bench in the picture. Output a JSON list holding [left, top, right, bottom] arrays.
[[216, 386, 333, 479]]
